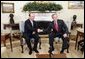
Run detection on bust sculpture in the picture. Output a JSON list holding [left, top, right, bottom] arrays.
[[71, 15, 77, 30], [9, 13, 15, 24]]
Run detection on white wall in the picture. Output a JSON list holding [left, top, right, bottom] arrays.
[[1, 1, 84, 25], [1, 1, 32, 24], [56, 1, 84, 23]]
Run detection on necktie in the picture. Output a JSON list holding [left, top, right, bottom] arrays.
[[54, 21, 59, 31], [31, 21, 33, 27], [30, 20, 33, 27]]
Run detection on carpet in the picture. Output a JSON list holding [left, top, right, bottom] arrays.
[[36, 53, 67, 58]]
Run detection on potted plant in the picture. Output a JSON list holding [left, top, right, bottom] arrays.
[[22, 2, 63, 13]]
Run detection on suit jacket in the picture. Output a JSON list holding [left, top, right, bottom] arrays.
[[43, 19, 69, 34], [24, 19, 38, 38]]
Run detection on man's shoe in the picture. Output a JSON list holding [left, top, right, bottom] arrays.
[[29, 50, 32, 55], [33, 49, 39, 53], [49, 47, 54, 51], [48, 49, 54, 53], [60, 50, 64, 54], [48, 50, 52, 53]]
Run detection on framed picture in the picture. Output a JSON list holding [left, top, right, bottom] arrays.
[[1, 2, 14, 13], [68, 1, 84, 9]]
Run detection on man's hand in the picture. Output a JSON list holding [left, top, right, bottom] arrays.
[[63, 33, 68, 38], [37, 29, 43, 32], [32, 31, 35, 34]]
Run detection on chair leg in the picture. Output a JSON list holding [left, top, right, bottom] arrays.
[[77, 44, 79, 51], [20, 37, 24, 53], [67, 48, 69, 53], [66, 37, 70, 53], [55, 42, 57, 44], [21, 45, 24, 53], [80, 48, 84, 54], [3, 40, 6, 46], [39, 38, 41, 49]]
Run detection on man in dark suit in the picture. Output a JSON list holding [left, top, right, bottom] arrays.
[[24, 13, 39, 55], [43, 14, 69, 53]]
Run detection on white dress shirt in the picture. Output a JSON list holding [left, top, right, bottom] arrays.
[[30, 20, 33, 27]]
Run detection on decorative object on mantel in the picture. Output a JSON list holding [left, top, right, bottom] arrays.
[[22, 2, 63, 13], [9, 14, 15, 24]]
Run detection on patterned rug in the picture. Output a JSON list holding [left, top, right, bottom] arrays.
[[36, 53, 67, 58]]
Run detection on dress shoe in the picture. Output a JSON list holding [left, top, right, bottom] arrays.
[[60, 50, 64, 54], [29, 50, 32, 55], [48, 49, 54, 53], [49, 47, 54, 51], [33, 49, 39, 53]]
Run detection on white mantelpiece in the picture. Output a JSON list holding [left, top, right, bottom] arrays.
[[30, 11, 56, 21]]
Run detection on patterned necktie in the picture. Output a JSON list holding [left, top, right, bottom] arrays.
[[54, 21, 59, 31]]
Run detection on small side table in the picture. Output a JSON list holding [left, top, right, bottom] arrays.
[[75, 28, 84, 50]]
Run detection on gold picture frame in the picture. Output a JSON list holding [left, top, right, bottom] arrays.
[[68, 1, 84, 9], [1, 2, 14, 13]]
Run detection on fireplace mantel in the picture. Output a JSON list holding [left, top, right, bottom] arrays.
[[30, 11, 56, 21]]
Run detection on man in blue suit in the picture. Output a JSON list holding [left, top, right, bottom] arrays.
[[24, 13, 39, 55]]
